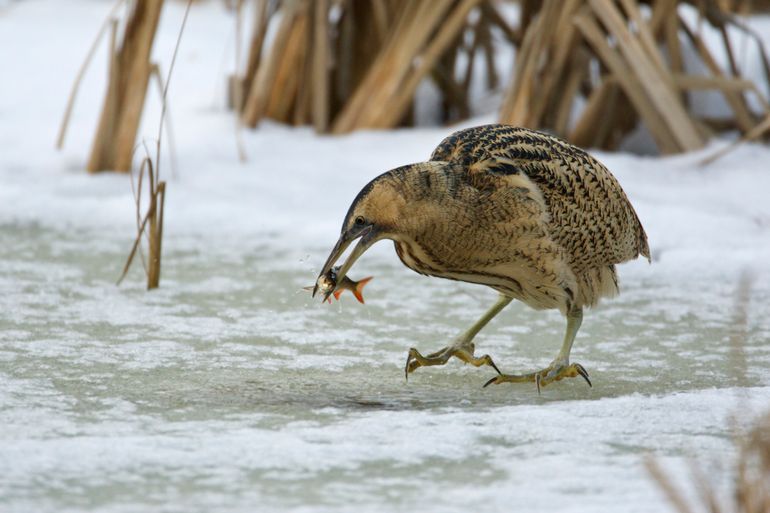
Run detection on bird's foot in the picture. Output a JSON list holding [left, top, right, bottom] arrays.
[[405, 344, 500, 379], [483, 361, 591, 393]]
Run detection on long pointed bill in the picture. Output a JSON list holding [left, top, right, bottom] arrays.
[[312, 235, 352, 298], [333, 231, 376, 285], [313, 227, 378, 301]]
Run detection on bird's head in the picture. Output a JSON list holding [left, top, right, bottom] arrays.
[[313, 169, 409, 300]]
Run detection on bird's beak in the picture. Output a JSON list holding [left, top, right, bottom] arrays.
[[313, 226, 378, 299], [335, 226, 377, 284], [313, 235, 352, 298]]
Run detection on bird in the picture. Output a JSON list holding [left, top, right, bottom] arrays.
[[313, 124, 649, 390]]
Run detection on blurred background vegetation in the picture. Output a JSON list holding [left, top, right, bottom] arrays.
[[71, 0, 770, 174]]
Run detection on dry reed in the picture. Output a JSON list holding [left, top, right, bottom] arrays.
[[117, 153, 166, 289], [233, 0, 512, 132], [88, 0, 164, 173], [117, 0, 191, 290], [502, 0, 770, 153], [235, 0, 770, 154]]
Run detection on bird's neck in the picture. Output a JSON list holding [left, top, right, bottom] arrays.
[[393, 236, 444, 277]]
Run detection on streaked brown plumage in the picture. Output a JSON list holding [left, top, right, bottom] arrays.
[[314, 124, 649, 390]]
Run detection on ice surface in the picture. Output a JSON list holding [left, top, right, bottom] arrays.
[[1, 2, 769, 513]]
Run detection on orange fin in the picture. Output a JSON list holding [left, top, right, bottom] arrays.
[[353, 276, 373, 304]]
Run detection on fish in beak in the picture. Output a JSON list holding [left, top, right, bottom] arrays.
[[313, 225, 378, 302], [303, 270, 373, 304]]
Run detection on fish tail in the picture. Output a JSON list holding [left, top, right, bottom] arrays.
[[353, 276, 373, 304]]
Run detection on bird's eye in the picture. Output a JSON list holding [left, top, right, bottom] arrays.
[[354, 216, 366, 226]]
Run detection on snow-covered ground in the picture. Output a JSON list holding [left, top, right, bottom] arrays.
[[1, 1, 769, 512]]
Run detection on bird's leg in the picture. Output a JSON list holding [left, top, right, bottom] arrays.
[[484, 307, 592, 392], [405, 295, 512, 378]]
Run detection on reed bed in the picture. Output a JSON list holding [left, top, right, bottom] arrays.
[[66, 0, 770, 169], [233, 0, 513, 132], [236, 0, 770, 153], [503, 0, 770, 153]]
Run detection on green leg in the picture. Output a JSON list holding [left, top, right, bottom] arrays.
[[484, 307, 592, 392], [555, 307, 583, 364], [405, 295, 512, 378]]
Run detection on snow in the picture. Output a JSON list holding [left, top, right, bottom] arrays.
[[1, 1, 770, 513]]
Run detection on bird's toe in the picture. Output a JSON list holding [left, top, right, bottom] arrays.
[[482, 362, 592, 392], [539, 362, 592, 389]]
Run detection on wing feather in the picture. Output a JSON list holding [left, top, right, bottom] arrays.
[[430, 124, 650, 275]]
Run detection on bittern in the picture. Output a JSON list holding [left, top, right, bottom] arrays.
[[314, 124, 649, 390]]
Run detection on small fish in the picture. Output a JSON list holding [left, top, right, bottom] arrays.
[[314, 270, 337, 299], [304, 266, 373, 304], [331, 274, 372, 303]]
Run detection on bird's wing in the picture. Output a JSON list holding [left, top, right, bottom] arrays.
[[430, 124, 650, 273]]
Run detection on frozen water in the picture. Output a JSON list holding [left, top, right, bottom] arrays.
[[1, 2, 770, 513], [2, 220, 769, 513]]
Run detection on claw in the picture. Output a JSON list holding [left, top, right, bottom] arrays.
[[486, 356, 501, 375], [482, 376, 498, 388], [405, 351, 412, 381], [574, 363, 592, 387], [405, 348, 421, 381]]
